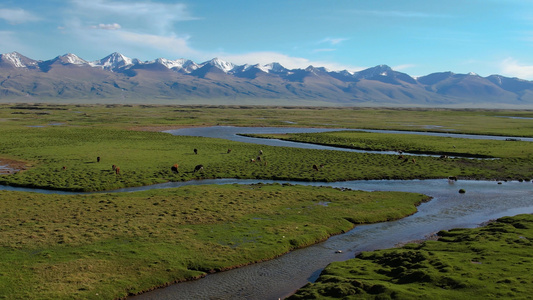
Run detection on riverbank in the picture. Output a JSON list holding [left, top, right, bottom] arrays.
[[0, 183, 428, 299], [289, 213, 533, 299]]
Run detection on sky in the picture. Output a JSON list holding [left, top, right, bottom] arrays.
[[1, 0, 533, 79]]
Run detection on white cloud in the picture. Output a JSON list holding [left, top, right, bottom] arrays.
[[393, 64, 416, 71], [320, 37, 348, 45], [91, 23, 121, 30], [69, 0, 196, 34], [500, 58, 533, 79], [0, 8, 40, 24]]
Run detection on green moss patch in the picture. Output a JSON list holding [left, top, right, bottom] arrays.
[[289, 214, 533, 300]]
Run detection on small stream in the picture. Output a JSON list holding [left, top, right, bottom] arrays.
[[3, 126, 532, 299]]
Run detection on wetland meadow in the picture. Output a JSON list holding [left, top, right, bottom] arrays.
[[1, 104, 533, 299]]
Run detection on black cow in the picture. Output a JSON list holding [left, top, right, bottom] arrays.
[[171, 164, 179, 173]]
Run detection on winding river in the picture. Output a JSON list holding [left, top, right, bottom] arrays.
[[3, 126, 533, 299], [129, 127, 533, 300]]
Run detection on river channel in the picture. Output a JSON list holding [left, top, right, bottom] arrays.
[[2, 126, 532, 299], [128, 127, 533, 299]]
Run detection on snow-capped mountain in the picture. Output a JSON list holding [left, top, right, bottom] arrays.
[[0, 52, 39, 68], [90, 52, 137, 71], [2, 51, 533, 108], [202, 57, 235, 73]]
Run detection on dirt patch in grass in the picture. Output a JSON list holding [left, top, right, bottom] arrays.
[[0, 158, 31, 174]]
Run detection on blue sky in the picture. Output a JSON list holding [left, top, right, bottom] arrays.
[[1, 0, 533, 79]]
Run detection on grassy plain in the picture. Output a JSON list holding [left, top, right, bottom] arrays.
[[1, 104, 533, 191], [0, 184, 428, 299], [0, 104, 532, 299], [288, 214, 533, 300]]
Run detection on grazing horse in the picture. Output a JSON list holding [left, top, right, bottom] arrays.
[[171, 164, 179, 173], [194, 148, 198, 155], [313, 164, 319, 171], [193, 164, 204, 172], [97, 156, 101, 163]]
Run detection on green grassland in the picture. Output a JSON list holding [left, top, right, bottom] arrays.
[[0, 103, 533, 299], [0, 184, 428, 299], [288, 214, 533, 300]]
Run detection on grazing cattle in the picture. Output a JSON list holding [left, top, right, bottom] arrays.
[[194, 164, 204, 172], [227, 149, 232, 154], [403, 158, 409, 163], [171, 164, 179, 173], [250, 158, 255, 163], [62, 166, 67, 170], [194, 148, 198, 155], [259, 150, 263, 155], [398, 155, 404, 160], [112, 164, 117, 171], [439, 155, 449, 159], [115, 166, 120, 174], [448, 176, 458, 181], [256, 156, 262, 162], [97, 156, 101, 163], [313, 164, 319, 171], [412, 158, 416, 164]]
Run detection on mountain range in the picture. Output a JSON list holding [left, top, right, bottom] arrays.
[[1, 52, 533, 108]]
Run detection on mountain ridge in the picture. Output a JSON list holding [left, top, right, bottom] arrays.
[[1, 52, 533, 108]]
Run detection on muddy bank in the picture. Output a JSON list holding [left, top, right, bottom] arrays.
[[0, 158, 30, 174]]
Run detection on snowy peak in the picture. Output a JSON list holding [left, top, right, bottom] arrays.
[[91, 52, 134, 71], [56, 53, 88, 65], [262, 62, 289, 74], [152, 58, 199, 72], [356, 64, 394, 79], [0, 52, 39, 68], [203, 58, 235, 73]]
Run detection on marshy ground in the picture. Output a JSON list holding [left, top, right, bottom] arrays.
[[0, 104, 532, 299]]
